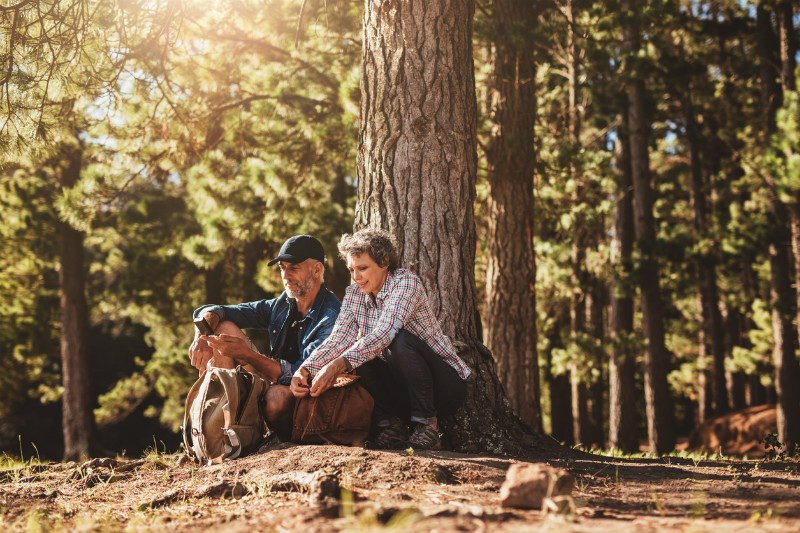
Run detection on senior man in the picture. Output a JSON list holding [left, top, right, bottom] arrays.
[[188, 234, 341, 436]]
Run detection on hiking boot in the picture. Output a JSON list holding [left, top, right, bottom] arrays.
[[408, 423, 441, 450], [373, 418, 409, 449]]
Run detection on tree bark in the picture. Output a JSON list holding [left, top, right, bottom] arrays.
[[558, 0, 594, 447], [682, 103, 728, 416], [608, 112, 638, 452], [585, 281, 605, 446], [59, 145, 97, 461], [483, 0, 541, 431], [756, 1, 800, 454], [357, 0, 543, 452], [621, 0, 675, 454], [544, 311, 573, 444], [723, 304, 747, 411], [759, 0, 800, 453]]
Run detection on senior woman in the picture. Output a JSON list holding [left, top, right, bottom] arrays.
[[290, 228, 471, 450]]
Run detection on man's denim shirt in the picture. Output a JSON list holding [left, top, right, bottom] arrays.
[[193, 285, 341, 385]]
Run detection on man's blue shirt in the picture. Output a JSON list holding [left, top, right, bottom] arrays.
[[193, 285, 341, 384]]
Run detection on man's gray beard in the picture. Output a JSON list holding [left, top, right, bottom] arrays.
[[286, 279, 313, 299]]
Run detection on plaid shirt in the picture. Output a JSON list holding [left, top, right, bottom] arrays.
[[301, 269, 471, 380]]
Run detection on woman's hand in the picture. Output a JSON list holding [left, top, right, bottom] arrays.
[[309, 356, 348, 397], [290, 367, 312, 398]]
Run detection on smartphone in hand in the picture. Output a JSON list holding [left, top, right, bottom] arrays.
[[193, 316, 214, 336]]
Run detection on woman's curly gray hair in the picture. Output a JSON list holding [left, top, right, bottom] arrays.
[[338, 228, 399, 272]]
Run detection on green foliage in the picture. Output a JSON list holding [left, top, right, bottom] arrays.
[[0, 0, 360, 453], [0, 165, 61, 422]]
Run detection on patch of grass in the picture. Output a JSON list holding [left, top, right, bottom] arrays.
[[649, 484, 664, 516], [141, 438, 177, 470], [570, 445, 740, 464], [572, 445, 658, 459], [346, 507, 421, 532]]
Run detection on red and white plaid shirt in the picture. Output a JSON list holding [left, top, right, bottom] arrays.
[[301, 269, 471, 380]]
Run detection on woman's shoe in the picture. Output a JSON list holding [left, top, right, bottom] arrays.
[[374, 418, 409, 449], [408, 423, 441, 450]]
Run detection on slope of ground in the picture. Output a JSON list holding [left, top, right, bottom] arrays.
[[688, 404, 777, 458], [1, 443, 798, 532]]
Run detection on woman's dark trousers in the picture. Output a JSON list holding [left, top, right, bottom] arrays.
[[356, 329, 466, 426]]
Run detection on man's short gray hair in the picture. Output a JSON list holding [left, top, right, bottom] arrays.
[[338, 228, 399, 272]]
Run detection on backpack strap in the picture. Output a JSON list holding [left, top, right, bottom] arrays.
[[182, 369, 208, 461], [212, 367, 247, 461]]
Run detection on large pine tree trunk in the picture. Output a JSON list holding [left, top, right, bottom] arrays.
[[357, 0, 542, 452], [59, 146, 96, 461], [608, 113, 638, 452], [483, 0, 540, 431], [758, 0, 800, 453], [622, 0, 675, 454]]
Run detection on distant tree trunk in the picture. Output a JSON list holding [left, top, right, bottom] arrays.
[[356, 0, 541, 451], [559, 0, 592, 446], [484, 0, 541, 431], [713, 9, 756, 412], [570, 239, 590, 445], [622, 0, 675, 454], [696, 325, 712, 424], [757, 1, 800, 453], [204, 263, 224, 304], [59, 145, 97, 461], [585, 281, 605, 446], [723, 304, 747, 411], [778, 0, 800, 441], [741, 253, 766, 407], [683, 103, 729, 417], [242, 240, 268, 302], [608, 111, 638, 452], [545, 312, 573, 444]]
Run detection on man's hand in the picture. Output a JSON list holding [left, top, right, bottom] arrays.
[[290, 367, 312, 398], [309, 356, 348, 397], [202, 334, 256, 365], [188, 312, 221, 374], [188, 335, 213, 374], [189, 336, 214, 374]]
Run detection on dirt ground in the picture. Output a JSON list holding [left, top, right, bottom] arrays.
[[1, 441, 799, 533]]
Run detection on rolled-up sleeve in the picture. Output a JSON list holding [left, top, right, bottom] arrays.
[[193, 300, 274, 330], [301, 291, 360, 376]]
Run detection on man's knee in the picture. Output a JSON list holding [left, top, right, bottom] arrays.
[[264, 385, 295, 423], [214, 321, 246, 337]]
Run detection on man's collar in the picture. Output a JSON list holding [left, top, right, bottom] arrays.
[[303, 283, 329, 320]]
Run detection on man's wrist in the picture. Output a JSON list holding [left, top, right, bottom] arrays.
[[203, 312, 220, 331], [340, 356, 353, 373]]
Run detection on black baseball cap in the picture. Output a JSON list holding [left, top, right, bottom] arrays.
[[267, 235, 325, 266]]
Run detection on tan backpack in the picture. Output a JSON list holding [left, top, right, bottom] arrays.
[[182, 366, 268, 464]]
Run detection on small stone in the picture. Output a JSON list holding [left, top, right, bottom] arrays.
[[499, 463, 573, 509]]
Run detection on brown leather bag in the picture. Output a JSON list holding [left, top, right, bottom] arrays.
[[291, 374, 374, 445]]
